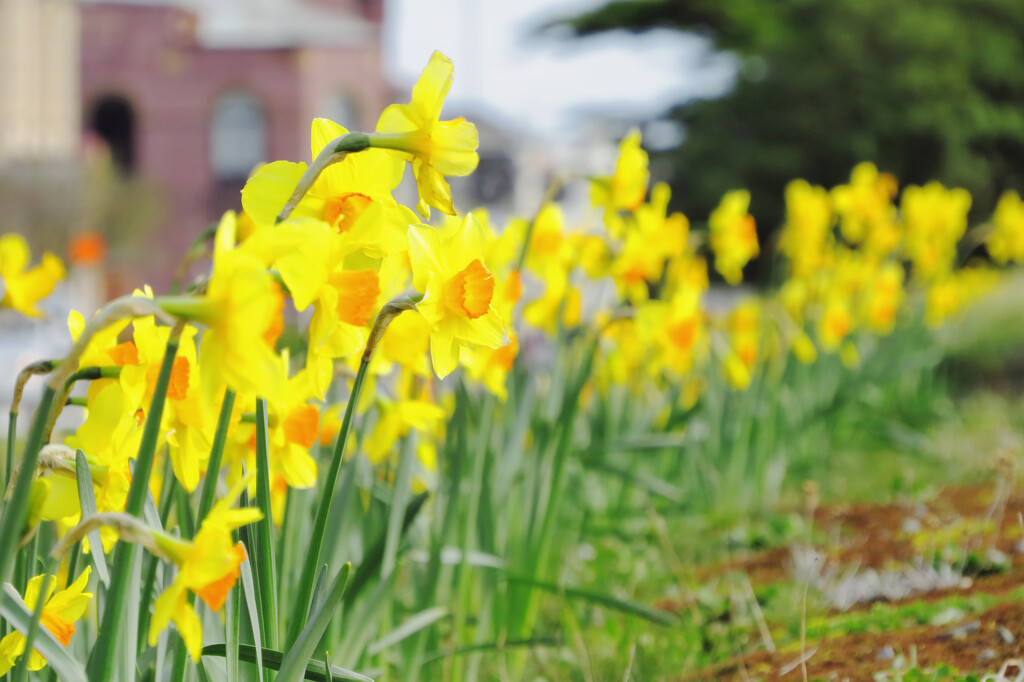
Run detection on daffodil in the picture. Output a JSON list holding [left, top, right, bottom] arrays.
[[709, 190, 759, 285], [817, 294, 853, 352], [590, 128, 649, 215], [0, 568, 93, 676], [462, 334, 518, 401], [831, 162, 898, 246], [60, 381, 144, 549], [365, 396, 446, 464], [242, 118, 414, 258], [988, 190, 1024, 265], [148, 478, 263, 660], [780, 179, 833, 278], [373, 51, 479, 218], [159, 212, 283, 399], [408, 214, 506, 379], [0, 233, 65, 317], [901, 182, 971, 282]]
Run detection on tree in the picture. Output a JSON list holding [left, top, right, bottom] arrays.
[[556, 0, 1024, 274]]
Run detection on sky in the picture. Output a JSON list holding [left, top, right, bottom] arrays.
[[382, 0, 736, 142]]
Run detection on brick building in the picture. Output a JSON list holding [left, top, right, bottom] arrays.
[[79, 0, 393, 290]]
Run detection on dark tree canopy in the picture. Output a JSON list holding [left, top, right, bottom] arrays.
[[557, 0, 1024, 267]]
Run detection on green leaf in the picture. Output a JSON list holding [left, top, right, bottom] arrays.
[[1, 583, 88, 682], [274, 563, 351, 682], [226, 580, 240, 682], [201, 643, 372, 681], [239, 547, 265, 677], [367, 606, 448, 656], [253, 398, 279, 650], [197, 389, 236, 525], [121, 545, 142, 682], [0, 385, 57, 582], [287, 360, 369, 647], [422, 636, 562, 664], [74, 449, 109, 586], [344, 493, 429, 607], [309, 564, 329, 620], [381, 435, 415, 579], [504, 575, 678, 626]]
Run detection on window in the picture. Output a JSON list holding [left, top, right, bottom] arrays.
[[89, 95, 136, 175], [210, 91, 266, 181]]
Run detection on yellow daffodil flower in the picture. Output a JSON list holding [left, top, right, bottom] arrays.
[[590, 128, 649, 215], [365, 397, 446, 464], [831, 162, 898, 245], [374, 51, 479, 218], [408, 214, 506, 379], [0, 568, 92, 676], [780, 179, 833, 278], [242, 118, 415, 258], [901, 182, 971, 282], [988, 190, 1024, 265], [148, 478, 263, 661], [160, 212, 283, 400], [462, 333, 518, 401], [709, 190, 759, 285], [0, 233, 65, 317]]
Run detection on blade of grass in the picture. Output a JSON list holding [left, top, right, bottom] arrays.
[[422, 636, 562, 664], [239, 545, 265, 678], [309, 564, 329, 621], [121, 545, 142, 682], [197, 389, 236, 524], [344, 492, 428, 608], [277, 563, 351, 682], [226, 574, 240, 682], [74, 449, 109, 586], [381, 434, 415, 579], [0, 384, 58, 582], [201, 644, 372, 682], [367, 606, 448, 657], [0, 582, 88, 682], [504, 576, 677, 626], [254, 397, 279, 651]]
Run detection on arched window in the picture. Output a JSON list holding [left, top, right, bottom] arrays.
[[210, 91, 266, 181], [322, 91, 360, 131], [89, 95, 136, 175]]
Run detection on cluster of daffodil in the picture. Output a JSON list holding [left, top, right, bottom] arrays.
[[1, 46, 1023, 679]]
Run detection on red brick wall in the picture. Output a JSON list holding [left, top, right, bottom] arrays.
[[80, 2, 386, 293]]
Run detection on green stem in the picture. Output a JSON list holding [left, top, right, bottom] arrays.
[[5, 412, 15, 494], [0, 384, 57, 583], [283, 299, 412, 646], [196, 389, 237, 525], [284, 359, 368, 647], [138, 456, 177, 655], [87, 330, 182, 680], [254, 398, 279, 653]]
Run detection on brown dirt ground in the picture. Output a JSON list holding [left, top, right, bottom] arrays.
[[686, 481, 1024, 680]]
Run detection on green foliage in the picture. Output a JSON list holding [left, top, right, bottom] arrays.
[[558, 0, 1024, 270]]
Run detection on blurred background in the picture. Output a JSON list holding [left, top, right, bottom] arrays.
[[2, 0, 1023, 398]]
